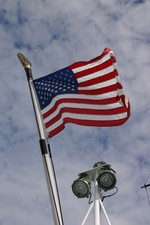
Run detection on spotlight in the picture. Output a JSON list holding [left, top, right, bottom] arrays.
[[72, 177, 91, 198], [97, 169, 117, 191]]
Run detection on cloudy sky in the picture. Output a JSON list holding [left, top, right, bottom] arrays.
[[0, 0, 150, 224]]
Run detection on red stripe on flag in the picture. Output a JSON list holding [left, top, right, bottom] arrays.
[[69, 48, 112, 70], [78, 71, 116, 88], [48, 117, 128, 138], [45, 105, 128, 129], [78, 84, 120, 95], [73, 58, 114, 79], [42, 96, 120, 119]]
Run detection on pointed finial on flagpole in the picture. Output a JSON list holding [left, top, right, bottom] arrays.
[[17, 53, 32, 68], [17, 53, 33, 80]]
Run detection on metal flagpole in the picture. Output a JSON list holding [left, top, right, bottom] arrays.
[[17, 53, 63, 225]]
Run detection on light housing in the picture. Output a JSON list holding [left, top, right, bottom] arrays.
[[97, 169, 117, 191], [72, 176, 91, 198]]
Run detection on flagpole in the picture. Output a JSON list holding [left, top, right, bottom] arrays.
[[17, 53, 63, 225]]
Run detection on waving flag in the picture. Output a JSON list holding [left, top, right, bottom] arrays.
[[33, 48, 130, 138]]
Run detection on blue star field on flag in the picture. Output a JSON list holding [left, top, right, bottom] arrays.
[[33, 67, 78, 110]]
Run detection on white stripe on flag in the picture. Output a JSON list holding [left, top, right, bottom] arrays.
[[46, 111, 128, 133], [72, 52, 113, 74], [41, 91, 120, 114], [77, 65, 115, 83], [43, 101, 124, 123], [78, 77, 117, 91]]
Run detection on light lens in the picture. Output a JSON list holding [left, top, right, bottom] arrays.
[[97, 171, 116, 191], [72, 179, 90, 198]]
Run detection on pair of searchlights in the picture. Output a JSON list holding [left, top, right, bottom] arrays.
[[72, 161, 117, 198]]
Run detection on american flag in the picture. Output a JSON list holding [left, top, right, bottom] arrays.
[[33, 47, 130, 138]]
